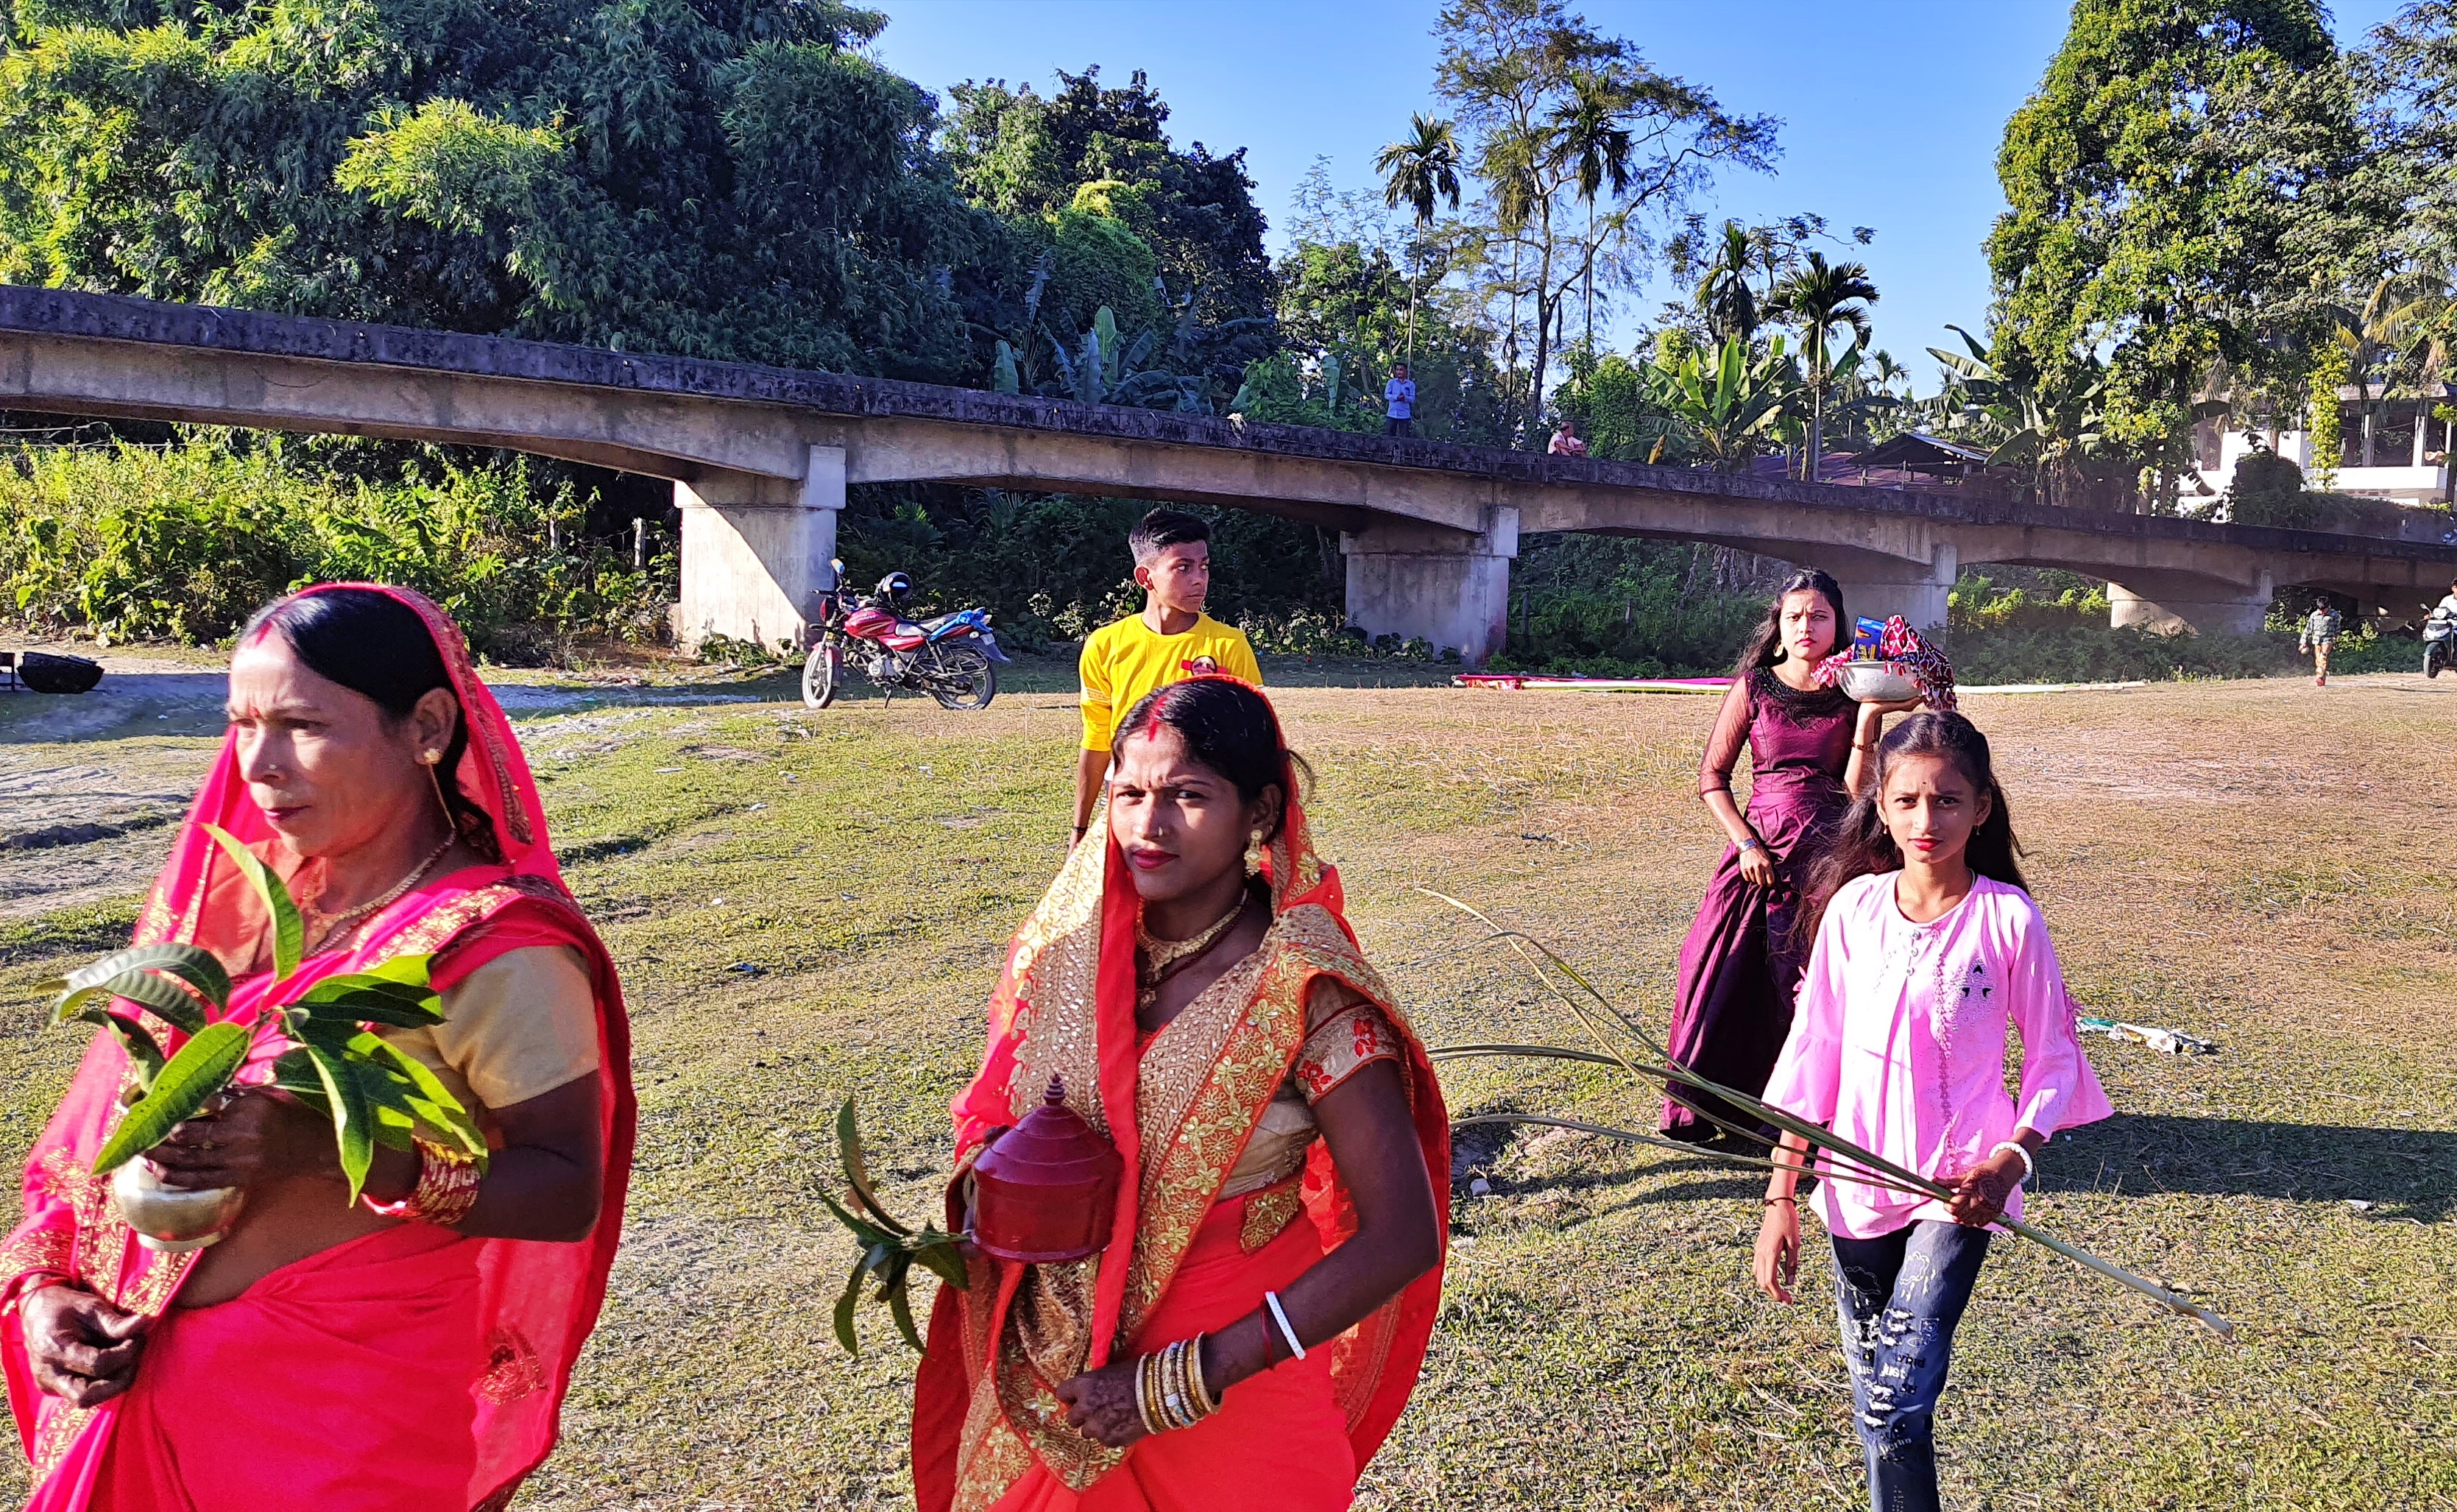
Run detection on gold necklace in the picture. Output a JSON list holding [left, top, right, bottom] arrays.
[[1136, 894, 1249, 1004], [303, 834, 456, 957]]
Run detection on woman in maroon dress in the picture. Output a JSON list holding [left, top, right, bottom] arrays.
[[1661, 570, 1911, 1141]]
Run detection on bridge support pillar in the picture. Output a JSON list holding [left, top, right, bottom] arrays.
[[1342, 507, 1518, 665], [1831, 544, 1957, 635], [670, 445, 844, 653], [2107, 569, 2272, 635]]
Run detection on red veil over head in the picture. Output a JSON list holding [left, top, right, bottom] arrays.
[[0, 584, 636, 1511], [913, 676, 1449, 1511]]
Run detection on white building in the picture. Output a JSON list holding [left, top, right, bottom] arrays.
[[2194, 388, 2455, 508]]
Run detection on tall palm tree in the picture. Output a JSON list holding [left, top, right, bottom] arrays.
[[1375, 113, 1463, 361], [1546, 71, 1631, 357], [1770, 250, 1878, 476], [1692, 221, 1760, 345], [1485, 129, 1543, 437]]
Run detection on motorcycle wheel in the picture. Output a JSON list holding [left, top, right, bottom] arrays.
[[2430, 646, 2444, 679], [802, 640, 843, 709], [926, 643, 997, 710]]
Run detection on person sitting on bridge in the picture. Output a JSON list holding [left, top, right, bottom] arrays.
[[1546, 417, 1588, 456], [1382, 363, 1417, 438], [1074, 509, 1262, 847], [2299, 596, 2344, 688]]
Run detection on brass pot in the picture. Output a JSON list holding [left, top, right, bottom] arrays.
[[110, 1161, 245, 1253]]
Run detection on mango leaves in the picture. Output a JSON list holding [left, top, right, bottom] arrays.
[[90, 1022, 252, 1176], [46, 824, 487, 1207], [821, 1098, 966, 1356], [201, 824, 302, 981]]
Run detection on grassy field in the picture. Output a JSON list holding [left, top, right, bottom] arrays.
[[1, 656, 2453, 1510]]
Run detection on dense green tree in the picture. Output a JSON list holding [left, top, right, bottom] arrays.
[[940, 66, 1273, 328], [1987, 0, 2372, 496], [1549, 350, 1677, 461], [0, 0, 988, 378], [1251, 238, 1510, 445]]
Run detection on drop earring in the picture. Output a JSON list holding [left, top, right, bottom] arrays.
[[420, 749, 457, 835], [1245, 827, 1266, 875]]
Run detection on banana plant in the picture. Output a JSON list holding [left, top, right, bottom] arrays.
[[820, 1098, 967, 1355], [41, 824, 487, 1203], [1645, 334, 1800, 471]]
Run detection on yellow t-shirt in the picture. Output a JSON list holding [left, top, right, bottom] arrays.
[[1078, 612, 1263, 752]]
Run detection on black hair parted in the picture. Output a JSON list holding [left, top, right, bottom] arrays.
[[1733, 568, 1846, 677], [241, 587, 501, 862], [1115, 676, 1308, 842], [1797, 710, 2025, 944], [1128, 508, 1212, 567]]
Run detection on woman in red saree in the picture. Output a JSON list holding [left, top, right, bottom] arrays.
[[913, 676, 1448, 1512], [0, 584, 634, 1511]]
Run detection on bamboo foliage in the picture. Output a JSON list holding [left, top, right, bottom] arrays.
[[1421, 889, 2237, 1341]]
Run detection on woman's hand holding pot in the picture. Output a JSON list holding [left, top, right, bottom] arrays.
[[145, 1088, 335, 1193]]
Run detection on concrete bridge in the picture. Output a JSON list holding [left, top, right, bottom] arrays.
[[0, 286, 2450, 661]]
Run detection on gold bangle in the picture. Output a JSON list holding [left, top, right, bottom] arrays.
[[1763, 1195, 1795, 1207], [1187, 1332, 1217, 1418], [1136, 1351, 1164, 1436]]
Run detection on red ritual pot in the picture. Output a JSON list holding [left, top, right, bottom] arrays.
[[971, 1075, 1123, 1264]]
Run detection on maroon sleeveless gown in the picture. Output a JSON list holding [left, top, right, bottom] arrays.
[[1661, 668, 1856, 1137]]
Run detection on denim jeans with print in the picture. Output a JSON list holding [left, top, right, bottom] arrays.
[[1830, 1219, 1991, 1512]]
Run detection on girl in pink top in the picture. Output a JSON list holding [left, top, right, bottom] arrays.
[[1753, 712, 2110, 1512]]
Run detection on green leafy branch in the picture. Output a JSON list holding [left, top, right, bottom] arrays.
[[40, 824, 488, 1204], [820, 1098, 967, 1356], [1420, 889, 2238, 1342]]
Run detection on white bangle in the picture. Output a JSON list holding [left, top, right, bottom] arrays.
[[1990, 1140, 2035, 1183], [1263, 1290, 1307, 1361]]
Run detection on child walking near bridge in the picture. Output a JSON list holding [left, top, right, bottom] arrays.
[[1753, 711, 2112, 1512]]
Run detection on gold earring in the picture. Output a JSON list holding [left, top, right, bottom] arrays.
[[423, 752, 458, 835], [1245, 827, 1266, 873]]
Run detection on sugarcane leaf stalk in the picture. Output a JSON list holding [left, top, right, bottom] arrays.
[[1423, 889, 2238, 1341]]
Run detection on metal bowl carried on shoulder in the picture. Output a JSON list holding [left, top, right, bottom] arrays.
[[1836, 660, 1923, 704], [969, 1076, 1122, 1264]]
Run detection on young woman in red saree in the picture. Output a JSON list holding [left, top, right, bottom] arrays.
[[0, 585, 635, 1511], [913, 676, 1448, 1512]]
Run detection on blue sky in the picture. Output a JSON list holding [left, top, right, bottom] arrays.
[[872, 0, 2411, 394]]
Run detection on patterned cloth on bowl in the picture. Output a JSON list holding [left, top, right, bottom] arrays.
[[1813, 615, 1958, 713]]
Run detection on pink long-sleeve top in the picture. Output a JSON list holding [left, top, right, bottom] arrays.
[[1761, 871, 2114, 1239]]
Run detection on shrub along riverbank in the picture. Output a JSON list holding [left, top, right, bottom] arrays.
[[0, 437, 672, 659]]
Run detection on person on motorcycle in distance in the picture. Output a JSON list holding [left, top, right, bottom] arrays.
[[1072, 509, 1262, 849]]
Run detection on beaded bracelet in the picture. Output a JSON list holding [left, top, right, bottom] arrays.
[[1989, 1140, 2035, 1184]]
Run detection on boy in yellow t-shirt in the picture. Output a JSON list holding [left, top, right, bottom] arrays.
[[1073, 509, 1263, 844]]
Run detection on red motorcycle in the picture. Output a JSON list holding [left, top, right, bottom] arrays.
[[802, 561, 1007, 710]]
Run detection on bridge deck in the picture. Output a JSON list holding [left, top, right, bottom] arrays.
[[0, 286, 2446, 584]]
